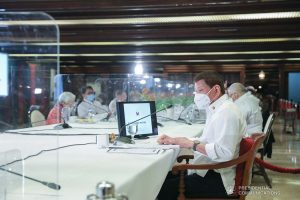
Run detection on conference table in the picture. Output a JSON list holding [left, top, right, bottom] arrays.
[[0, 121, 204, 200]]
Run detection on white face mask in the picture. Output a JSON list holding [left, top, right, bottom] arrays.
[[194, 87, 213, 110]]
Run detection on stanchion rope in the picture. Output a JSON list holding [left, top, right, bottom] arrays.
[[255, 157, 300, 174]]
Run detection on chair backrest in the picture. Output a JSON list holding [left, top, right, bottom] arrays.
[[234, 133, 266, 198], [263, 113, 275, 133], [263, 113, 275, 145], [29, 109, 46, 127]]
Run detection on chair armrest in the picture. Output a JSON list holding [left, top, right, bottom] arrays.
[[172, 150, 250, 174], [177, 155, 194, 163]]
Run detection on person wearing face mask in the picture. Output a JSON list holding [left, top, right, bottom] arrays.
[[77, 86, 109, 119], [157, 72, 247, 200], [46, 92, 76, 125], [108, 89, 127, 116], [227, 83, 263, 137]]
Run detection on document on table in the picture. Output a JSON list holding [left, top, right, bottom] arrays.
[[107, 147, 161, 155], [106, 144, 179, 154]]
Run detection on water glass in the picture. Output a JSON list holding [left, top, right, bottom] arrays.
[[127, 123, 138, 143]]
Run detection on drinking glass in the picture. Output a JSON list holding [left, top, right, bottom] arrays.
[[127, 123, 138, 143]]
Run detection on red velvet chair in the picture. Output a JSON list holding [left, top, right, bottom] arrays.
[[172, 133, 266, 200]]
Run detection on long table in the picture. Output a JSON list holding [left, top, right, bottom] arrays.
[[4, 121, 204, 137], [0, 121, 204, 200]]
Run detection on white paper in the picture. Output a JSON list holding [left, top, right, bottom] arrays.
[[107, 148, 160, 155]]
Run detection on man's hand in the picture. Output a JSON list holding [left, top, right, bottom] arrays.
[[157, 134, 193, 148], [157, 134, 175, 145]]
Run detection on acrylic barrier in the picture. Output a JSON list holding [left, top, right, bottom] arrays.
[[0, 150, 22, 200], [1, 73, 206, 200], [0, 12, 59, 200], [0, 12, 59, 131], [0, 12, 208, 200], [55, 74, 206, 125]]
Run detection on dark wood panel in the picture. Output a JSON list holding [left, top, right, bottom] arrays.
[[59, 22, 300, 42], [56, 54, 300, 61], [1, 0, 300, 98], [59, 42, 300, 53], [2, 0, 300, 16], [4, 41, 300, 55]]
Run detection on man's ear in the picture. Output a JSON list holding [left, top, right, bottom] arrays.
[[215, 85, 222, 96]]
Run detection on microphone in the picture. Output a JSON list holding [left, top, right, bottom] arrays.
[[54, 107, 72, 129], [0, 167, 61, 190], [157, 116, 192, 125], [54, 120, 72, 130], [80, 100, 111, 121], [118, 104, 173, 139]]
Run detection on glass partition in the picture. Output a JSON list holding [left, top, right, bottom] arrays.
[[0, 12, 59, 130], [55, 74, 205, 124], [1, 70, 207, 200], [0, 16, 209, 198], [0, 12, 60, 200]]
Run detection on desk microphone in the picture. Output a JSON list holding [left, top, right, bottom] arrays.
[[54, 119, 72, 130], [0, 167, 61, 190], [118, 104, 173, 138], [158, 116, 192, 125], [30, 118, 71, 129], [54, 107, 73, 129]]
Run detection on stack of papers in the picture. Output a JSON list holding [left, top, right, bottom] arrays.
[[107, 148, 161, 155], [106, 144, 179, 155]]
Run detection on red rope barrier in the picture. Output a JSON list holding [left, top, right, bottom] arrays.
[[255, 157, 300, 174]]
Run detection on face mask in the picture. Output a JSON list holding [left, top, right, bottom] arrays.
[[194, 87, 213, 110], [86, 94, 95, 102]]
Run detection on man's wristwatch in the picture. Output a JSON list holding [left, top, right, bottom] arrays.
[[193, 140, 201, 151]]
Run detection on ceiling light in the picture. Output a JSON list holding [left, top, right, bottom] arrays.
[[258, 71, 266, 80], [167, 83, 173, 88], [15, 37, 300, 46], [1, 11, 299, 26], [34, 88, 42, 94], [134, 61, 143, 75], [140, 80, 146, 85], [9, 49, 300, 57], [154, 78, 161, 83]]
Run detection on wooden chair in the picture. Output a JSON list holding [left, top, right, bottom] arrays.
[[172, 133, 266, 200], [253, 113, 275, 188]]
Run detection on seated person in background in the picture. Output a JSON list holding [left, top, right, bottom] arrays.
[[77, 86, 108, 118], [96, 93, 108, 108], [227, 83, 263, 137], [157, 72, 246, 200], [47, 92, 76, 125], [108, 90, 127, 116]]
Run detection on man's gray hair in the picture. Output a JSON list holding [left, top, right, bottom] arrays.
[[227, 83, 247, 95], [58, 92, 76, 104]]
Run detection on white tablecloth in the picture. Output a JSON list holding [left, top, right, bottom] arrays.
[[1, 121, 204, 200], [5, 121, 204, 138]]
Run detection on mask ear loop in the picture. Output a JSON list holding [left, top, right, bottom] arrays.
[[207, 85, 219, 104]]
